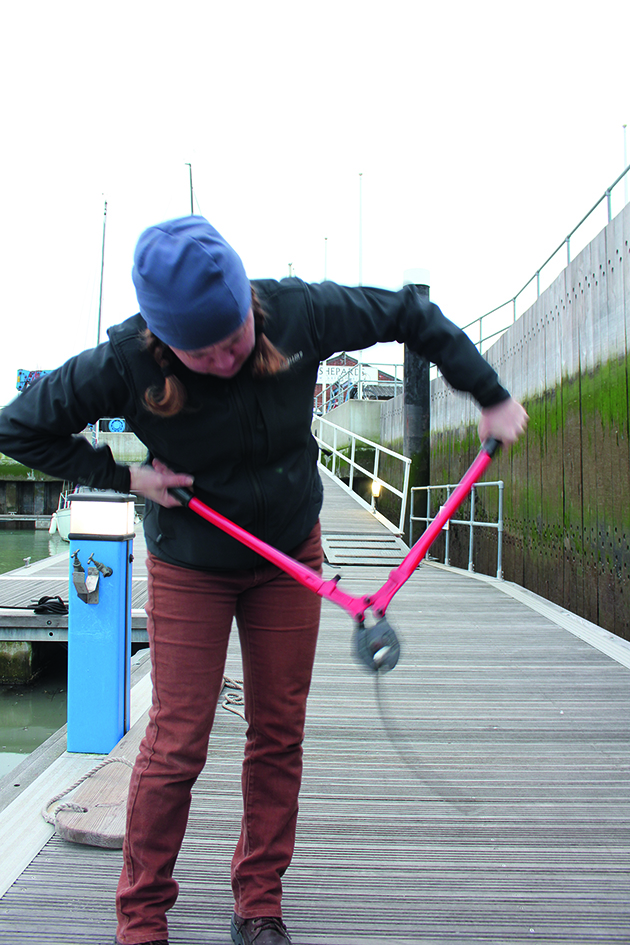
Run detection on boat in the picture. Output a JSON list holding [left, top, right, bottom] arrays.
[[48, 491, 71, 541]]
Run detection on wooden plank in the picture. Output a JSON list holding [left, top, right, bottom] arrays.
[[575, 240, 601, 626], [53, 710, 149, 848], [562, 256, 586, 620], [591, 229, 614, 632], [541, 276, 564, 607]]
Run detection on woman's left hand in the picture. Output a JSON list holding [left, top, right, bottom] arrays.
[[479, 397, 528, 447], [129, 459, 194, 507]]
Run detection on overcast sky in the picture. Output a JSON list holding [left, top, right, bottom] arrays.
[[1, 0, 628, 406]]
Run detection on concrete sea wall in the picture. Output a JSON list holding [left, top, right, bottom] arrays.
[[430, 202, 630, 640]]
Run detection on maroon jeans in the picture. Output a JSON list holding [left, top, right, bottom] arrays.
[[115, 524, 323, 945]]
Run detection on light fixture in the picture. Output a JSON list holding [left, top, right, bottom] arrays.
[[69, 491, 135, 540], [371, 479, 382, 498]]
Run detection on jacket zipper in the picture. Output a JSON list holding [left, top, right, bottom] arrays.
[[229, 379, 267, 541]]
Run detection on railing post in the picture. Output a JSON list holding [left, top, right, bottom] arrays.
[[349, 435, 356, 492], [606, 188, 612, 223], [443, 486, 451, 567], [399, 459, 411, 534], [468, 486, 475, 571], [497, 481, 504, 579], [371, 448, 380, 512]]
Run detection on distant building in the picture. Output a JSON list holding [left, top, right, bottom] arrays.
[[313, 353, 400, 413]]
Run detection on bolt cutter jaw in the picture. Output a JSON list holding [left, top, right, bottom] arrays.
[[353, 616, 401, 673]]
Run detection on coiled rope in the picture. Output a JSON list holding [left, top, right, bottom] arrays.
[[1, 595, 68, 614], [41, 756, 134, 825], [221, 674, 245, 719]]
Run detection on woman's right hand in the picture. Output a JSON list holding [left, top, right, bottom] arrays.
[[129, 459, 194, 508]]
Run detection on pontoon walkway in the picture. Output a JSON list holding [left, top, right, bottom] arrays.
[[0, 471, 628, 944]]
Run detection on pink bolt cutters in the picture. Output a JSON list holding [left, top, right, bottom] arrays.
[[169, 438, 501, 673]]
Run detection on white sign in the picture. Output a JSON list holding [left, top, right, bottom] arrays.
[[317, 363, 385, 386]]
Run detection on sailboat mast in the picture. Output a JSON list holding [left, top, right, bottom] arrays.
[[96, 200, 107, 345], [185, 163, 194, 214]]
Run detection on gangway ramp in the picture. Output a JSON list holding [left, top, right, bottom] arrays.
[[319, 467, 409, 566]]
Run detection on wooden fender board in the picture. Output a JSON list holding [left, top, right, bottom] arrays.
[[54, 709, 149, 849]]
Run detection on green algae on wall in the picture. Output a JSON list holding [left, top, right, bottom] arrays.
[[430, 351, 630, 641], [0, 456, 55, 482]]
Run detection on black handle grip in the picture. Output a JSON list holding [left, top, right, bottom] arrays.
[[168, 486, 194, 507], [483, 437, 502, 458]]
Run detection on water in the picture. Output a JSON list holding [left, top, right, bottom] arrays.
[[0, 653, 67, 777], [0, 528, 69, 777], [0, 528, 67, 574]]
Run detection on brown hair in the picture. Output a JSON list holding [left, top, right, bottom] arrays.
[[142, 288, 288, 417]]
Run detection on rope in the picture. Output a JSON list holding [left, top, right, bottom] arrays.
[[0, 596, 68, 614], [42, 672, 247, 829], [221, 675, 245, 720], [34, 595, 68, 615], [222, 690, 246, 720], [222, 674, 243, 692], [41, 756, 134, 825]]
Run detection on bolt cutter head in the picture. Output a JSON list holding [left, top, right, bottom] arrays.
[[353, 616, 401, 673]]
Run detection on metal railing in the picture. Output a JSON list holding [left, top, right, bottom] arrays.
[[314, 362, 404, 415], [461, 163, 630, 355], [312, 416, 411, 534], [313, 167, 630, 396], [410, 479, 504, 578]]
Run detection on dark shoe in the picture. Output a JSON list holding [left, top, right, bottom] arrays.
[[231, 913, 292, 944]]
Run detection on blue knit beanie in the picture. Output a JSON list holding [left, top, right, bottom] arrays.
[[132, 216, 251, 349]]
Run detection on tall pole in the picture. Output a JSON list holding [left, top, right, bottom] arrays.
[[96, 200, 107, 346], [93, 199, 107, 449], [624, 125, 628, 206], [358, 172, 363, 286], [324, 236, 328, 280], [185, 162, 194, 214], [403, 277, 431, 542]]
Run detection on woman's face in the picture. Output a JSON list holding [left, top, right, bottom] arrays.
[[171, 309, 256, 378]]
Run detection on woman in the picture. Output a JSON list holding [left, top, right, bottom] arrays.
[[0, 216, 527, 945]]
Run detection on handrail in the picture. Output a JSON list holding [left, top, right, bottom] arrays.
[[461, 164, 630, 353], [315, 167, 630, 394], [410, 479, 504, 578], [312, 415, 411, 534]]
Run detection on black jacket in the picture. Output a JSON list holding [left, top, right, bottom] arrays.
[[0, 279, 509, 570]]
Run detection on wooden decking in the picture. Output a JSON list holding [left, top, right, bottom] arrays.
[[0, 473, 629, 943]]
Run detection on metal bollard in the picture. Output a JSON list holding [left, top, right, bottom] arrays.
[[67, 492, 135, 753]]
